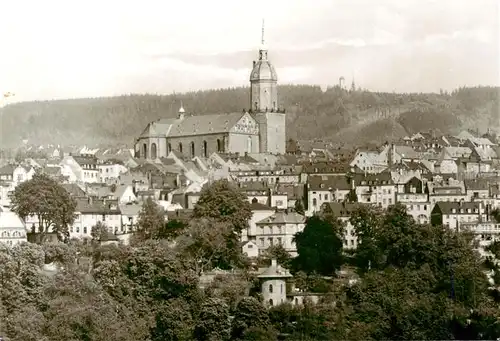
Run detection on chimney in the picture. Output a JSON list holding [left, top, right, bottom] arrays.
[[271, 259, 277, 268]]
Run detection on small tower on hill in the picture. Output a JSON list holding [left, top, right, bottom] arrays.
[[258, 259, 293, 308]]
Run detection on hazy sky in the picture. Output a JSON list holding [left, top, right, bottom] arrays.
[[0, 0, 499, 103]]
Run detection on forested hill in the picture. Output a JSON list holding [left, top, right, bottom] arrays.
[[0, 85, 498, 148]]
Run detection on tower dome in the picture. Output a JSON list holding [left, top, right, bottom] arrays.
[[250, 56, 278, 82]]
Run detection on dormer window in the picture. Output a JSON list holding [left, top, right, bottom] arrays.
[[451, 208, 456, 213], [320, 183, 325, 189]]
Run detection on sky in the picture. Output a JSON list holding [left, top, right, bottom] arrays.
[[0, 0, 499, 103]]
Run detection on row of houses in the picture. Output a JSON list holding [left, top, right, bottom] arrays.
[[0, 130, 499, 257]]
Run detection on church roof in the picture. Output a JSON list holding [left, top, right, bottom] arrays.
[[167, 112, 246, 137], [140, 112, 248, 139]]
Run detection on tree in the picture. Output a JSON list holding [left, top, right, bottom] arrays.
[[158, 219, 187, 240], [193, 298, 231, 341], [231, 297, 275, 340], [293, 215, 344, 275], [205, 274, 249, 311], [150, 298, 194, 341], [135, 197, 165, 241], [10, 172, 76, 242], [294, 199, 305, 215], [193, 179, 252, 233], [346, 189, 358, 203], [178, 218, 244, 274], [349, 205, 384, 273], [258, 244, 292, 270], [91, 221, 109, 241]]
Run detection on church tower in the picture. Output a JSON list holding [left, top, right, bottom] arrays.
[[251, 20, 286, 155]]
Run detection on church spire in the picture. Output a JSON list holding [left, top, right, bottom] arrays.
[[259, 18, 267, 60], [261, 18, 265, 46]]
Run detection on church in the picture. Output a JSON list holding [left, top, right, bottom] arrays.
[[134, 28, 286, 160]]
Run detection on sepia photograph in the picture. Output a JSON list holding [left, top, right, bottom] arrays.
[[0, 0, 499, 340]]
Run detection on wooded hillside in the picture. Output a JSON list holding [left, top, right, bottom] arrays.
[[0, 85, 498, 148]]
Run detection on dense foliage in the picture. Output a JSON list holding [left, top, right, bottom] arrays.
[[1, 181, 500, 340], [0, 85, 497, 147]]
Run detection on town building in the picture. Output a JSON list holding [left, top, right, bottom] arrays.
[[0, 208, 27, 246]]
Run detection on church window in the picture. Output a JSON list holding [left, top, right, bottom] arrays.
[[217, 139, 222, 152], [190, 142, 195, 157], [269, 284, 273, 293], [178, 143, 183, 153], [151, 143, 157, 159], [167, 143, 172, 154], [142, 143, 148, 159], [247, 136, 252, 153], [203, 141, 208, 158]]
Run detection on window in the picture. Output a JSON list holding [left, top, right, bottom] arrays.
[[269, 284, 273, 293], [83, 226, 87, 234], [269, 299, 274, 306], [167, 143, 172, 154], [325, 194, 329, 201], [217, 139, 222, 152], [312, 198, 317, 206], [203, 140, 208, 158], [178, 143, 183, 153], [76, 227, 80, 233], [281, 284, 283, 293], [190, 142, 195, 157]]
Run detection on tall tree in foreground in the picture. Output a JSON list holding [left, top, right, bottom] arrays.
[[10, 172, 76, 242], [193, 179, 252, 233], [135, 197, 165, 242], [293, 215, 344, 275]]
